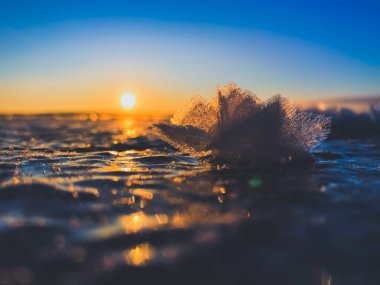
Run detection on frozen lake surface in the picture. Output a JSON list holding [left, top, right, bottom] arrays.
[[0, 114, 379, 285]]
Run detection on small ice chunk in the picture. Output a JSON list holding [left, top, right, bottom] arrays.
[[153, 83, 331, 166]]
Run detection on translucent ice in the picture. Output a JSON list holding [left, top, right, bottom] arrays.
[[153, 83, 331, 166]]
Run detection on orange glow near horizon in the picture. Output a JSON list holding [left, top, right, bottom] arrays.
[[0, 80, 183, 115], [1, 77, 377, 114], [1, 21, 378, 115]]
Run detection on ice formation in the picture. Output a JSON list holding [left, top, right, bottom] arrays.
[[153, 83, 331, 166]]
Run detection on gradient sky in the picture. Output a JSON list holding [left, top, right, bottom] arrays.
[[1, 0, 379, 113]]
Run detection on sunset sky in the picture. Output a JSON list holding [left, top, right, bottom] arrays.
[[1, 0, 379, 113]]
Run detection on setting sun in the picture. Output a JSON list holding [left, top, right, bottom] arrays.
[[121, 93, 136, 110]]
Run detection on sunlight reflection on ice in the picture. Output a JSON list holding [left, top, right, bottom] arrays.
[[0, 114, 379, 284], [124, 243, 154, 266]]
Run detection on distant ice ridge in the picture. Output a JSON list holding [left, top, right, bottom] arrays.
[[153, 83, 331, 166]]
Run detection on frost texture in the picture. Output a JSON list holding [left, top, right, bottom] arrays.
[[153, 83, 331, 166]]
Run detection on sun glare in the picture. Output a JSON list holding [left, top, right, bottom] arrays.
[[121, 93, 136, 110]]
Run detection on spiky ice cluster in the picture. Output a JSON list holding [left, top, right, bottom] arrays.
[[153, 83, 331, 166]]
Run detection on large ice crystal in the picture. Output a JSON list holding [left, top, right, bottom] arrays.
[[153, 83, 331, 166]]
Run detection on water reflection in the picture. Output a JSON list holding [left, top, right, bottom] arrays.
[[124, 243, 154, 266], [321, 270, 332, 285], [119, 212, 162, 234], [0, 114, 379, 285]]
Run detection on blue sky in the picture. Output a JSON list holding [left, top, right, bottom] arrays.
[[0, 0, 379, 112], [2, 0, 379, 64]]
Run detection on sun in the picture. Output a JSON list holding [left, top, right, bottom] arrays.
[[120, 93, 136, 110]]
